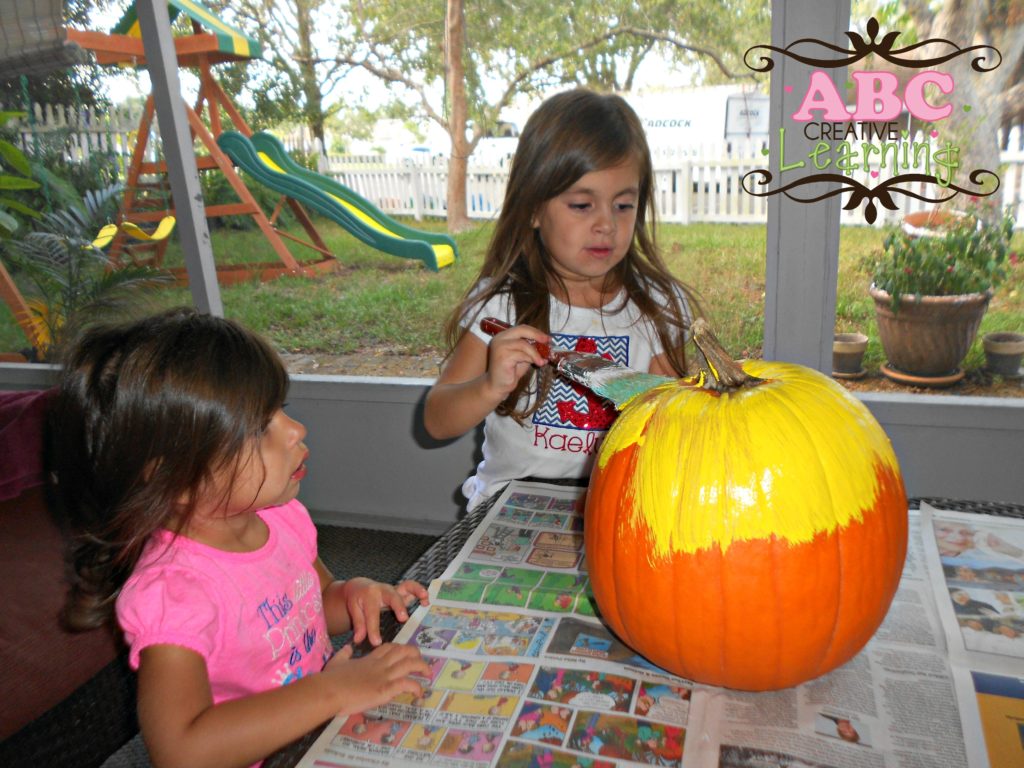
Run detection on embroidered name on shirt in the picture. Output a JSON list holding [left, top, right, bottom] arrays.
[[533, 426, 604, 454]]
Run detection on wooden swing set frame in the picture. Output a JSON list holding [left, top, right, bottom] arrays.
[[1, 1, 337, 355], [66, 9, 337, 283]]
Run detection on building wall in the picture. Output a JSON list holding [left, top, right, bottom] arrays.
[[6, 366, 1019, 533]]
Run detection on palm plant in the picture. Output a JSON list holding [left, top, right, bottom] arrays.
[[1, 184, 171, 359], [0, 111, 41, 236]]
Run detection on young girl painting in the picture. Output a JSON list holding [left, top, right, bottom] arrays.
[[51, 308, 430, 768], [424, 88, 698, 510]]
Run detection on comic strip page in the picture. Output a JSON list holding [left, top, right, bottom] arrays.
[[297, 482, 695, 768], [438, 486, 595, 619], [298, 483, 1024, 768]]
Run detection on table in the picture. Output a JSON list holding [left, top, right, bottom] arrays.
[[264, 493, 1024, 768]]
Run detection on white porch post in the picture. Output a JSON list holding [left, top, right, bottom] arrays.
[[763, 0, 851, 370]]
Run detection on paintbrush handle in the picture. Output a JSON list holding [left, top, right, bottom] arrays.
[[479, 317, 559, 360]]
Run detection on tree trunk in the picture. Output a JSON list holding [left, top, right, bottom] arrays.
[[922, 5, 994, 199], [296, 0, 326, 153], [865, 5, 1024, 206], [917, 5, 1024, 206], [1000, 83, 1024, 149], [445, 0, 472, 231]]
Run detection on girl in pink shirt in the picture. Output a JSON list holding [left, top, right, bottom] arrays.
[[51, 308, 430, 768]]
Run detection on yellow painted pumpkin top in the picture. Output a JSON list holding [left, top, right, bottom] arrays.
[[597, 360, 901, 557]]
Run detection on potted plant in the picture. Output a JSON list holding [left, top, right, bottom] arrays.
[[868, 202, 1016, 387]]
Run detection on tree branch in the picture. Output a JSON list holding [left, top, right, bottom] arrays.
[[326, 49, 446, 127], [615, 25, 759, 81]]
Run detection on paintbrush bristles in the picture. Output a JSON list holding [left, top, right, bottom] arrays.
[[557, 356, 674, 410]]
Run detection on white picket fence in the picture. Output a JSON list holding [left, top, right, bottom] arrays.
[[4, 102, 154, 167], [320, 130, 1024, 229], [6, 101, 1023, 229]]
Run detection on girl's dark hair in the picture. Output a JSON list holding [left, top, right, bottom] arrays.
[[51, 307, 289, 630], [443, 88, 700, 420]]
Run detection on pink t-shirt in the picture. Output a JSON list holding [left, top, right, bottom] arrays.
[[117, 499, 334, 704]]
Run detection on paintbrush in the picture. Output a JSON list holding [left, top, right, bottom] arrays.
[[479, 317, 674, 409]]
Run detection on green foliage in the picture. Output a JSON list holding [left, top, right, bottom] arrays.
[[200, 169, 296, 231], [221, 1, 767, 151], [281, 147, 320, 172], [871, 205, 1016, 306], [1, 184, 171, 358], [0, 71, 106, 115], [26, 135, 122, 213], [208, 0, 343, 140], [0, 110, 125, 224], [0, 112, 41, 236]]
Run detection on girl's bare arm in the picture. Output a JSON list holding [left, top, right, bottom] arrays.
[[424, 327, 546, 440]]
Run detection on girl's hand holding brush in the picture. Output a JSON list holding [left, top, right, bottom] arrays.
[[478, 318, 551, 399]]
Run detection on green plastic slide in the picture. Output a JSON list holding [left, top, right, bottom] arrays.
[[216, 131, 456, 271]]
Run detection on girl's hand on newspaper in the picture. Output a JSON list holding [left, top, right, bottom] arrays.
[[395, 579, 430, 616], [325, 643, 429, 716], [343, 577, 427, 646]]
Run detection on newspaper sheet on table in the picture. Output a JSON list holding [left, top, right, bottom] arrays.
[[297, 482, 1024, 768], [917, 503, 1024, 768]]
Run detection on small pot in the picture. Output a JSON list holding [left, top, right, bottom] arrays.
[[832, 332, 868, 378], [983, 332, 1024, 378]]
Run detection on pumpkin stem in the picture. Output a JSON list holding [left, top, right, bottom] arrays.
[[691, 318, 765, 393]]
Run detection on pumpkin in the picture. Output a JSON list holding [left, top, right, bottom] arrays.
[[584, 320, 907, 691]]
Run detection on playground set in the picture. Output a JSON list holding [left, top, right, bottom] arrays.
[[2, 0, 456, 354]]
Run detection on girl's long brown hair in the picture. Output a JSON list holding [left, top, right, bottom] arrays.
[[50, 308, 289, 630], [443, 88, 700, 421]]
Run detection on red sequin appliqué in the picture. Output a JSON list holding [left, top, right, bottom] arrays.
[[554, 337, 617, 430]]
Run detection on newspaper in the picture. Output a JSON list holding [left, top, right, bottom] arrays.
[[297, 482, 1024, 768]]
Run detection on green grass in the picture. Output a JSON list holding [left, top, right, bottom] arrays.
[[2, 216, 1022, 376]]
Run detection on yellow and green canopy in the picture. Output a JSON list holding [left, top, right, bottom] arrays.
[[112, 0, 260, 60]]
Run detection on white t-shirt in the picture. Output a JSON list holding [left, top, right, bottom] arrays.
[[459, 285, 686, 510]]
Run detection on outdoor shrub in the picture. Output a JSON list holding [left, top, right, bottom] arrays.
[[1, 184, 170, 359], [0, 111, 40, 236], [200, 168, 295, 230], [871, 203, 1016, 306], [10, 124, 123, 215]]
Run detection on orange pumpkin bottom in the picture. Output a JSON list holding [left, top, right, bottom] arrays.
[[585, 446, 908, 692]]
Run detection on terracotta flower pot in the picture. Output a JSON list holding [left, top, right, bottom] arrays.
[[983, 332, 1024, 378], [832, 332, 868, 378], [869, 286, 990, 381]]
